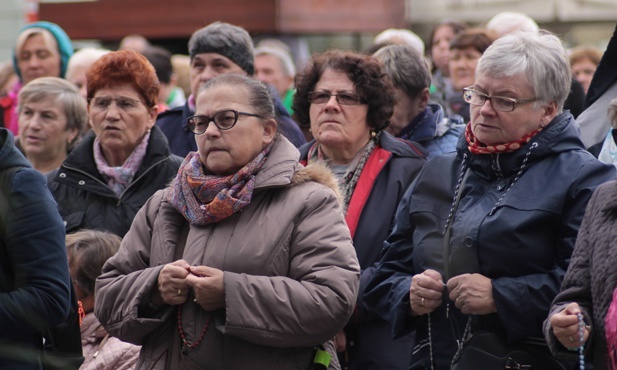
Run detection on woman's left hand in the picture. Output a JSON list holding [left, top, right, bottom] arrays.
[[185, 266, 225, 311], [447, 273, 496, 315]]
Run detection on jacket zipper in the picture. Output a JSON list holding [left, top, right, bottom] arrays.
[[61, 156, 172, 206], [492, 153, 503, 179]]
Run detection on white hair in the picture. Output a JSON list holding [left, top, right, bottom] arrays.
[[476, 31, 570, 111], [66, 47, 110, 81], [374, 28, 425, 55], [486, 12, 539, 37]]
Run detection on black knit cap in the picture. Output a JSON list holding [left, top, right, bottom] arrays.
[[188, 21, 254, 76]]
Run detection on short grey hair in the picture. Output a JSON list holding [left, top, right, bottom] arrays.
[[188, 22, 255, 75], [18, 76, 87, 149], [475, 31, 571, 111], [197, 74, 275, 122], [254, 45, 296, 77], [374, 44, 431, 98]]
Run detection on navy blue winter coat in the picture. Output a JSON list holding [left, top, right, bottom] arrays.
[[0, 128, 71, 369], [299, 132, 426, 370], [364, 113, 616, 370]]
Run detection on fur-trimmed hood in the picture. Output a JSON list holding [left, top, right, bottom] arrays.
[[291, 161, 344, 209], [255, 136, 344, 208]]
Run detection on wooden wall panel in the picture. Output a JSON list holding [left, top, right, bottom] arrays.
[[40, 0, 277, 41], [40, 0, 406, 41], [278, 0, 406, 33]]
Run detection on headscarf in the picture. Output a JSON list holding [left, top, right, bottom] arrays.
[[12, 21, 74, 81]]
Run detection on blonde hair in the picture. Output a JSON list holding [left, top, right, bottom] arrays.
[[18, 76, 87, 149], [15, 28, 59, 60]]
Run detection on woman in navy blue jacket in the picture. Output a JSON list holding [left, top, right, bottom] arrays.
[[0, 128, 71, 369], [295, 50, 426, 370], [364, 31, 616, 370]]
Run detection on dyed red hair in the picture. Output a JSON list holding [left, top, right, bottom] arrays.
[[86, 49, 159, 107]]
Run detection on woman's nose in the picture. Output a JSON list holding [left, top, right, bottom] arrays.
[[204, 119, 220, 138], [323, 95, 341, 112], [479, 98, 496, 115]]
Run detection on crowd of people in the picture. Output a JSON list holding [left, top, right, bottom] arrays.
[[1, 9, 617, 370]]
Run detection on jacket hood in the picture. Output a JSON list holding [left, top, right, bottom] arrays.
[[399, 104, 443, 142], [0, 128, 31, 172], [457, 112, 586, 178], [12, 21, 73, 81]]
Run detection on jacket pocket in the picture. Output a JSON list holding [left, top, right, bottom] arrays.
[[498, 193, 561, 214], [410, 199, 450, 239]]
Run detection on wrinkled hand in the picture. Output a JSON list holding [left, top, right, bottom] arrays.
[[550, 302, 591, 349], [333, 331, 346, 352], [409, 269, 444, 316], [447, 273, 496, 315], [154, 259, 191, 306], [185, 266, 225, 311]]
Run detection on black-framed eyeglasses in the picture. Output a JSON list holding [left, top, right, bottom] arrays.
[[307, 91, 364, 106], [187, 110, 265, 134], [462, 87, 537, 112]]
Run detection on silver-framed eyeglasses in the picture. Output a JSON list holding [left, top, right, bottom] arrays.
[[187, 110, 265, 134], [88, 96, 143, 112], [307, 91, 364, 105], [462, 87, 537, 112]]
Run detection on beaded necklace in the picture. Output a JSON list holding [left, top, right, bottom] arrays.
[[177, 306, 211, 350], [428, 141, 540, 369], [575, 313, 585, 370]]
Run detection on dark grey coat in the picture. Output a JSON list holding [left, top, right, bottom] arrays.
[[545, 180, 617, 369]]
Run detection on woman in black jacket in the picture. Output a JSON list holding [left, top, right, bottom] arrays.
[[47, 50, 181, 237]]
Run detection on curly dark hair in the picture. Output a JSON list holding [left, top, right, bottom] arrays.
[[292, 50, 394, 132]]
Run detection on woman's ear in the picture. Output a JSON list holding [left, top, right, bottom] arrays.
[[146, 104, 159, 130], [263, 118, 277, 144], [539, 100, 558, 128]]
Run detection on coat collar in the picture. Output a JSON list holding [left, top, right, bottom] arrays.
[[458, 112, 584, 179], [61, 125, 173, 179], [254, 135, 301, 189]]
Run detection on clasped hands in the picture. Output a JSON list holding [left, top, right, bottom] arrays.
[[150, 259, 225, 310], [549, 302, 591, 350], [409, 269, 496, 316]]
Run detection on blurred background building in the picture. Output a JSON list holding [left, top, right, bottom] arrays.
[[1, 0, 616, 66]]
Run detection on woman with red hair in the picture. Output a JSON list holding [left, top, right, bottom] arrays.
[[47, 50, 182, 237]]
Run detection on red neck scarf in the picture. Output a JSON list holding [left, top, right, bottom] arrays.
[[465, 123, 542, 155]]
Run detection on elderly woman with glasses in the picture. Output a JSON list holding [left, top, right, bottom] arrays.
[[293, 50, 426, 370], [364, 31, 616, 370], [47, 50, 182, 237], [95, 74, 359, 369]]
